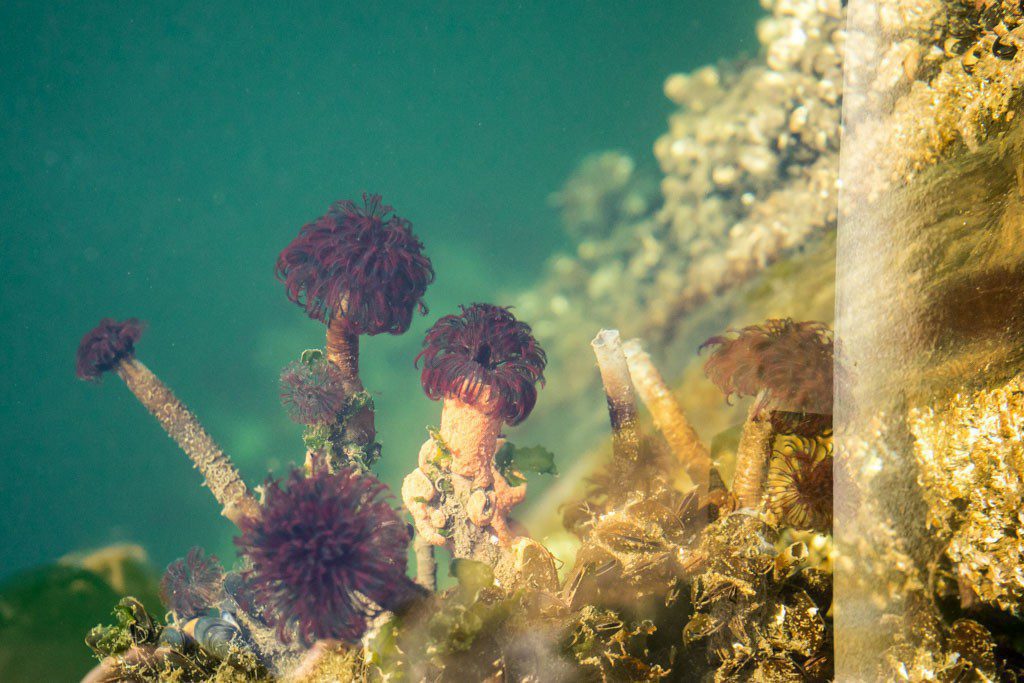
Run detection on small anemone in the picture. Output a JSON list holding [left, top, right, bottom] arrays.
[[415, 303, 547, 425], [75, 318, 144, 381], [160, 547, 226, 620], [235, 467, 411, 646], [279, 355, 346, 425], [275, 193, 434, 335], [766, 436, 833, 532], [699, 318, 833, 425]]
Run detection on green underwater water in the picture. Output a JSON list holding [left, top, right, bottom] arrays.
[[0, 1, 756, 677]]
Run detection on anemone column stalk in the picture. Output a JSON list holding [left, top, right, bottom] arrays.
[[438, 391, 502, 485], [76, 319, 258, 525], [325, 317, 376, 453]]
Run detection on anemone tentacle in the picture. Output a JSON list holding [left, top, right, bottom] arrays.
[[416, 303, 546, 426]]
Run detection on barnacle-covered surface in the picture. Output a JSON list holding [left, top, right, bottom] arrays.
[[843, 0, 1024, 203], [836, 0, 1024, 678], [911, 376, 1024, 617]]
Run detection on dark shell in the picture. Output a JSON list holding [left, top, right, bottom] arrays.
[[993, 36, 1018, 59]]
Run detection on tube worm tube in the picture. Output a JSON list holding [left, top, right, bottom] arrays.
[[116, 359, 258, 524], [591, 329, 642, 464], [413, 533, 438, 591], [76, 319, 258, 525], [732, 399, 774, 509], [622, 338, 712, 492]]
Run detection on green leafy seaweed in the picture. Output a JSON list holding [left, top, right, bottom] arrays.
[[494, 443, 558, 486]]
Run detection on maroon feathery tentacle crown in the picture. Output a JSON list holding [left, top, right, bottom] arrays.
[[699, 318, 833, 420], [278, 356, 346, 425], [160, 546, 226, 620], [76, 318, 145, 381], [415, 303, 547, 426], [275, 193, 435, 335], [234, 467, 411, 646]]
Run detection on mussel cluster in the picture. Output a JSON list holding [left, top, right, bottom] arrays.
[[945, 0, 1023, 67], [86, 573, 271, 681], [365, 430, 834, 682]]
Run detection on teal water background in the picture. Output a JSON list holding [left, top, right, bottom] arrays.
[[0, 1, 755, 583]]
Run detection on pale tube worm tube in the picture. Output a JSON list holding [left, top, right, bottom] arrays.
[[591, 329, 642, 464]]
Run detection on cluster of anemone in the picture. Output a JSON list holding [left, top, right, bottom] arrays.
[[234, 467, 414, 646], [75, 318, 144, 381], [159, 547, 226, 620], [275, 193, 434, 335], [700, 318, 833, 435], [278, 356, 347, 425], [416, 303, 547, 426]]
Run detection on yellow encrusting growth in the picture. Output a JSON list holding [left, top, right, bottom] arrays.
[[623, 338, 712, 492]]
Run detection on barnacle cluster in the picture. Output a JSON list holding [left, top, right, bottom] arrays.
[[550, 150, 659, 241], [911, 375, 1024, 616], [875, 598, 1004, 681], [844, 0, 1024, 201]]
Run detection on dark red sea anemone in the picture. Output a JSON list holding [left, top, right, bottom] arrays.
[[160, 547, 226, 619], [766, 437, 833, 532], [235, 467, 413, 646], [75, 318, 144, 381], [275, 194, 434, 335], [415, 303, 547, 425], [699, 318, 833, 433], [279, 356, 346, 425]]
